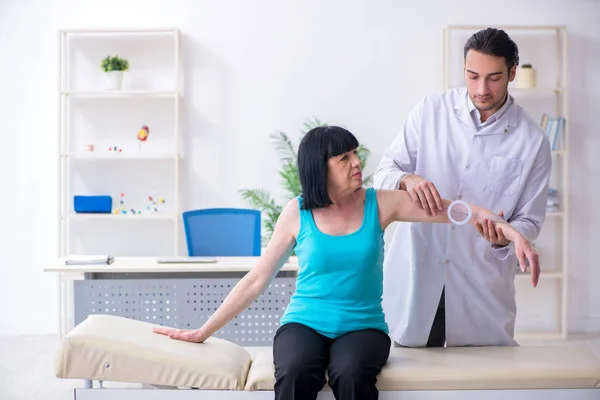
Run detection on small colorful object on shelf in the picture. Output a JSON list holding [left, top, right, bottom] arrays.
[[83, 144, 95, 152], [145, 193, 166, 213], [111, 192, 166, 216], [113, 193, 130, 214], [137, 125, 150, 151]]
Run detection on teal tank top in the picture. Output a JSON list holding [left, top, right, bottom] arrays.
[[279, 188, 389, 338]]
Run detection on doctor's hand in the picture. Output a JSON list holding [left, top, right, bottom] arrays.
[[153, 326, 209, 343], [399, 174, 443, 217], [514, 236, 540, 288], [475, 211, 510, 246]]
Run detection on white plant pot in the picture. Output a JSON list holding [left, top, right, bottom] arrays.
[[104, 71, 124, 90], [516, 68, 537, 89]]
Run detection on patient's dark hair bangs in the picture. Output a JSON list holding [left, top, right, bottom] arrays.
[[325, 127, 359, 159]]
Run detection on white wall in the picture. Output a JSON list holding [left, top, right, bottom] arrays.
[[1, 0, 599, 335]]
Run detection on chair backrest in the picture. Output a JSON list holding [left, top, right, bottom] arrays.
[[182, 208, 261, 256]]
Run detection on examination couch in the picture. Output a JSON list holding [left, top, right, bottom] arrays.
[[54, 314, 600, 400]]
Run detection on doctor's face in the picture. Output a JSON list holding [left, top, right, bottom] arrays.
[[464, 50, 516, 118]]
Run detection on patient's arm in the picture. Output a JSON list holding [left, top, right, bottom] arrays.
[[153, 199, 298, 342], [377, 189, 540, 287]]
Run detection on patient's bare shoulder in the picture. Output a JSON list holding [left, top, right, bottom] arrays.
[[276, 198, 301, 238]]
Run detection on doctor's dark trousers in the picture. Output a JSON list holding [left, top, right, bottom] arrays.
[[272, 322, 391, 400], [427, 287, 446, 347]]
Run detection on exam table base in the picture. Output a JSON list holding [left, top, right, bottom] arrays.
[[73, 387, 600, 400]]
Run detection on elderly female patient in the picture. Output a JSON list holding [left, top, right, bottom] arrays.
[[154, 125, 538, 400]]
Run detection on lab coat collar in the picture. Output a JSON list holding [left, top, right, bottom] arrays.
[[454, 89, 518, 135]]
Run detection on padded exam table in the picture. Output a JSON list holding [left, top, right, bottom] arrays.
[[55, 315, 600, 399]]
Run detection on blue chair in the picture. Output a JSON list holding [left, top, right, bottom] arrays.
[[182, 208, 262, 256]]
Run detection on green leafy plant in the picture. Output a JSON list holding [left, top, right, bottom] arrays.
[[240, 118, 372, 246], [101, 55, 130, 72]]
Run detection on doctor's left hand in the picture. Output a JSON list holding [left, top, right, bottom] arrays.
[[153, 326, 209, 343]]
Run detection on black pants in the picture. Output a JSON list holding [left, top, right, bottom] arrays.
[[426, 287, 446, 347], [273, 322, 391, 400]]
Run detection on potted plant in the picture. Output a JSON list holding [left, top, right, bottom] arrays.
[[239, 118, 372, 261], [101, 55, 129, 90]]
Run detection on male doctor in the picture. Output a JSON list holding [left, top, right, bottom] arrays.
[[374, 28, 552, 347]]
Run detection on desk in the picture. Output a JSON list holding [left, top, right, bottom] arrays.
[[45, 257, 299, 343]]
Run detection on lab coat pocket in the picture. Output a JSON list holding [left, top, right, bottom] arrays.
[[487, 157, 523, 196]]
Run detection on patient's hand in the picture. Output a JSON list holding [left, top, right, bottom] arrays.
[[153, 326, 208, 343], [514, 236, 540, 288]]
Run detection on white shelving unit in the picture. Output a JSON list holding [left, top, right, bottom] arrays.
[[442, 25, 569, 339], [58, 28, 182, 259]]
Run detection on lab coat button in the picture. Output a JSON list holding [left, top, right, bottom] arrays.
[[451, 225, 456, 230], [466, 164, 470, 170], [445, 259, 450, 264], [458, 194, 463, 199]]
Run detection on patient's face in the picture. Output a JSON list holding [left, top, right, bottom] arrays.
[[464, 50, 516, 120], [327, 149, 363, 192]]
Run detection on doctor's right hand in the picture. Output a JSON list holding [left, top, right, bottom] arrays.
[[400, 174, 444, 217]]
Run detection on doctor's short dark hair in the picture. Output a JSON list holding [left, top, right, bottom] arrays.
[[297, 125, 359, 210], [464, 28, 520, 71]]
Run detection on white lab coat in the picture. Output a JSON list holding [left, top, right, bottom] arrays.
[[374, 87, 552, 347]]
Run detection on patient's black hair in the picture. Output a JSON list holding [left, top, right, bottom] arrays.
[[297, 125, 359, 210]]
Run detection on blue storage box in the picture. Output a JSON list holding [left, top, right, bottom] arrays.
[[74, 195, 112, 213]]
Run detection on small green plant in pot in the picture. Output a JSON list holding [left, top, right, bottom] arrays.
[[239, 118, 372, 251], [101, 55, 129, 90]]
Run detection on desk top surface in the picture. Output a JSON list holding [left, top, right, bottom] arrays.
[[45, 256, 300, 273]]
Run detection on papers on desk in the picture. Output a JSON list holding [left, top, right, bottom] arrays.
[[65, 255, 114, 265], [156, 256, 217, 264]]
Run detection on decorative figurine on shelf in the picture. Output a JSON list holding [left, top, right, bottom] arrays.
[[137, 125, 149, 151], [516, 63, 537, 89], [145, 194, 166, 213], [113, 193, 126, 214], [113, 192, 140, 215]]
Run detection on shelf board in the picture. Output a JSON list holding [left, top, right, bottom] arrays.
[[62, 152, 178, 160], [509, 87, 566, 95], [60, 28, 179, 35], [64, 212, 177, 221], [546, 211, 563, 217], [62, 90, 179, 97], [447, 25, 566, 32], [516, 271, 563, 280]]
